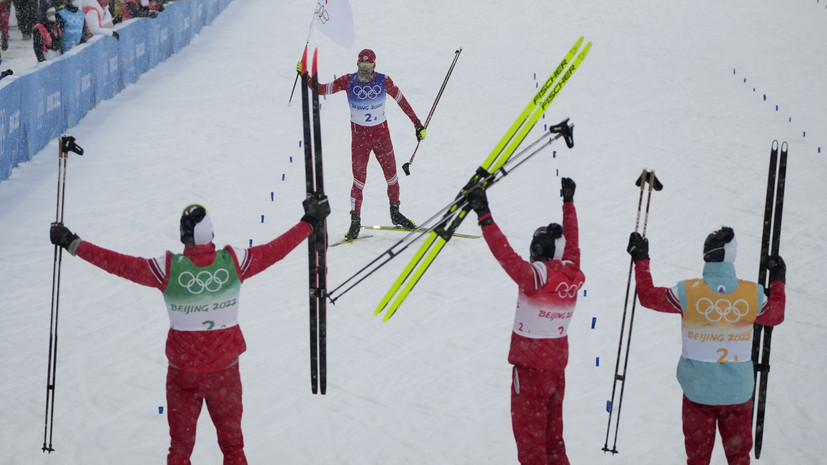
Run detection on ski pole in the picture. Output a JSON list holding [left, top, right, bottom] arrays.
[[402, 48, 462, 176], [603, 169, 662, 454], [43, 136, 83, 453], [327, 120, 573, 304]]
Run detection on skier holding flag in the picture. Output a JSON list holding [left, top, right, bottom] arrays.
[[626, 227, 786, 465], [299, 48, 425, 240]]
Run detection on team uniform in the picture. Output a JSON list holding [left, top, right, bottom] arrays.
[[633, 235, 785, 465], [479, 200, 584, 465], [72, 220, 312, 465], [316, 71, 420, 213]]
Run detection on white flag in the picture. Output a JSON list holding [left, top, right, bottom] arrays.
[[312, 0, 355, 49]]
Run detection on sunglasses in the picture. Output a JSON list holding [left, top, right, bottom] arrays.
[[357, 61, 375, 69]]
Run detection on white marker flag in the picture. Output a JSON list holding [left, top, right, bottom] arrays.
[[312, 0, 355, 49]]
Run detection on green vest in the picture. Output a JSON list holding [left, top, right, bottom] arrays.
[[163, 250, 241, 331]]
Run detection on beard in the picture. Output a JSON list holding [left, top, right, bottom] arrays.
[[357, 69, 374, 83]]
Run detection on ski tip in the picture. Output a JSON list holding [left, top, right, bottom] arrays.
[[312, 47, 319, 76], [301, 46, 308, 75]]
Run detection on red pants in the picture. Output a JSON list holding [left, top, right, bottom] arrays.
[[511, 365, 569, 465], [682, 395, 753, 465], [349, 122, 400, 212], [166, 363, 247, 465], [1, 2, 10, 37]]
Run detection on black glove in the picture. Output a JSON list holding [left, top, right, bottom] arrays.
[[626, 232, 649, 262], [302, 195, 331, 227], [112, 31, 120, 41], [50, 222, 81, 255], [3, 69, 12, 76], [561, 177, 576, 203], [466, 187, 492, 226], [414, 119, 426, 141], [766, 255, 786, 284]]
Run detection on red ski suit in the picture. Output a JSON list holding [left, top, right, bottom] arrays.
[[314, 72, 419, 212], [480, 201, 584, 465], [74, 221, 311, 465]]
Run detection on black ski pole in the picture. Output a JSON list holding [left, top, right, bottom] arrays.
[[43, 135, 83, 453], [603, 169, 662, 454], [753, 140, 787, 458], [402, 48, 462, 176]]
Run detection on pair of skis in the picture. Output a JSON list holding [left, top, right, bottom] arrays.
[[43, 136, 84, 453], [300, 47, 328, 395], [602, 170, 663, 454], [752, 140, 787, 458], [326, 36, 590, 316], [372, 37, 590, 320]]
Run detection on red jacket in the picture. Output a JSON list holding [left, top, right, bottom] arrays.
[[76, 221, 312, 372], [481, 202, 585, 371]]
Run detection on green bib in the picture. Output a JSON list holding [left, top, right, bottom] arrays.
[[163, 250, 241, 331]]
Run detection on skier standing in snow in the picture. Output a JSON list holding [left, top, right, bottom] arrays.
[[300, 48, 425, 240], [626, 227, 785, 465], [468, 177, 584, 465], [49, 198, 330, 465]]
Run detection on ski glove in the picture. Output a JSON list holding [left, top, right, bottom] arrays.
[[626, 232, 649, 262], [766, 255, 786, 284], [50, 223, 81, 256], [561, 177, 576, 203], [467, 187, 493, 226], [302, 195, 331, 230], [414, 119, 426, 141]]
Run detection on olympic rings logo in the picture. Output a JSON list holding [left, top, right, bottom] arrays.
[[178, 269, 230, 294], [352, 85, 382, 100], [314, 2, 329, 24], [696, 297, 750, 323], [555, 281, 582, 299]]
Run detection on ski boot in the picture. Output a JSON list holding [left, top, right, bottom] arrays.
[[345, 211, 360, 240], [390, 203, 416, 229]]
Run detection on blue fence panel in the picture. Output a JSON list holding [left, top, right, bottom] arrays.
[[62, 44, 96, 127], [0, 79, 24, 180], [22, 59, 65, 160]]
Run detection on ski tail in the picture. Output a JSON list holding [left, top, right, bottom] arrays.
[[375, 38, 591, 320]]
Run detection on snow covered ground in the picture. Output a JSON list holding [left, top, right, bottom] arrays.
[[1, 0, 826, 464]]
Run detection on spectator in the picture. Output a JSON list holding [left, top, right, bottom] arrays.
[[33, 6, 63, 62], [55, 0, 90, 52], [468, 178, 585, 465], [80, 0, 117, 39], [48, 197, 331, 465], [1, 0, 11, 51], [626, 227, 785, 465], [121, 0, 158, 20], [12, 0, 36, 40]]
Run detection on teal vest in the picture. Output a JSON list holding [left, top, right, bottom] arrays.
[[163, 250, 241, 331]]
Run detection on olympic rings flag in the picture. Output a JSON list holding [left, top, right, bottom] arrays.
[[311, 0, 355, 49]]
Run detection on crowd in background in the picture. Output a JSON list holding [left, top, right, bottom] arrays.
[[0, 0, 165, 76]]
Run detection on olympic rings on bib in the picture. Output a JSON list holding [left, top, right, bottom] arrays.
[[555, 281, 582, 299], [695, 297, 750, 323], [352, 84, 382, 100], [178, 268, 230, 294]]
